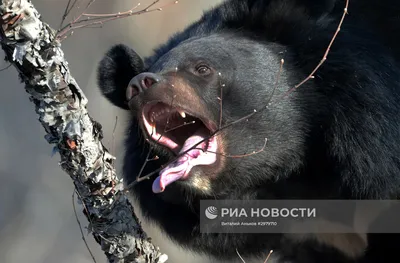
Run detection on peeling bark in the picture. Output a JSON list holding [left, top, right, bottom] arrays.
[[0, 1, 168, 262]]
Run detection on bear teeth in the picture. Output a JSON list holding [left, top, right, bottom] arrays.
[[178, 110, 186, 118], [149, 108, 187, 124], [151, 109, 168, 123]]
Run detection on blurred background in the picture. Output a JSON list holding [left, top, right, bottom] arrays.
[[0, 0, 258, 262]]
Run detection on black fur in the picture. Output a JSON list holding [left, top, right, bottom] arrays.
[[98, 44, 144, 110], [97, 0, 400, 262]]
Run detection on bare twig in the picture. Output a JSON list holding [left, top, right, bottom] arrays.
[[280, 0, 349, 99], [137, 146, 154, 181], [111, 115, 118, 160], [218, 72, 225, 129], [193, 137, 267, 158], [0, 1, 168, 262], [235, 248, 273, 263], [60, 0, 80, 28], [164, 120, 196, 133], [267, 59, 284, 106], [73, 0, 96, 25], [164, 94, 177, 132], [0, 62, 11, 71], [263, 250, 273, 263], [75, 188, 113, 244], [236, 249, 246, 263], [56, 0, 180, 41], [73, 190, 98, 263]]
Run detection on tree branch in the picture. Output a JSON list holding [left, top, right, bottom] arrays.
[[0, 0, 168, 262]]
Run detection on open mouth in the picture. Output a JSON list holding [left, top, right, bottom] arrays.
[[142, 102, 218, 193]]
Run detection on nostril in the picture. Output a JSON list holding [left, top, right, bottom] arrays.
[[126, 72, 161, 101], [126, 84, 140, 101], [142, 77, 156, 90]]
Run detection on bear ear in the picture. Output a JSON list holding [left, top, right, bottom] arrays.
[[97, 44, 144, 110]]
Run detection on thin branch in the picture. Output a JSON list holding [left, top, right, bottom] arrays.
[[59, 0, 79, 28], [81, 3, 141, 18], [218, 72, 224, 129], [136, 120, 166, 181], [164, 120, 196, 133], [73, 190, 98, 263], [72, 0, 96, 26], [236, 249, 246, 263], [263, 250, 273, 263], [56, 0, 180, 40], [0, 62, 11, 71], [164, 94, 177, 132], [280, 0, 349, 99], [193, 137, 267, 158], [137, 146, 153, 181], [267, 59, 284, 106], [111, 115, 118, 161], [75, 187, 113, 244]]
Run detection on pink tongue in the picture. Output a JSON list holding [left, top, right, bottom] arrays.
[[152, 134, 206, 193]]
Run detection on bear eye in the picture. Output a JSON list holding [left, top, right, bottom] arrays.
[[195, 64, 211, 76]]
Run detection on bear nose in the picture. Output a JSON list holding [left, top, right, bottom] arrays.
[[126, 72, 161, 100]]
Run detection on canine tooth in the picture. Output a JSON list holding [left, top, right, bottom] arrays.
[[178, 110, 186, 118], [149, 122, 155, 135]]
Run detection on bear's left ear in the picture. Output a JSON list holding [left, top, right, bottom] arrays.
[[97, 44, 144, 110]]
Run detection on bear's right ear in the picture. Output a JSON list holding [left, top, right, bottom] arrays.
[[97, 44, 144, 110]]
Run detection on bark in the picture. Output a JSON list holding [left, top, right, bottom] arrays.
[[0, 1, 168, 262]]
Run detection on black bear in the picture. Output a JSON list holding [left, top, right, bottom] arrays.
[[97, 0, 400, 262]]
